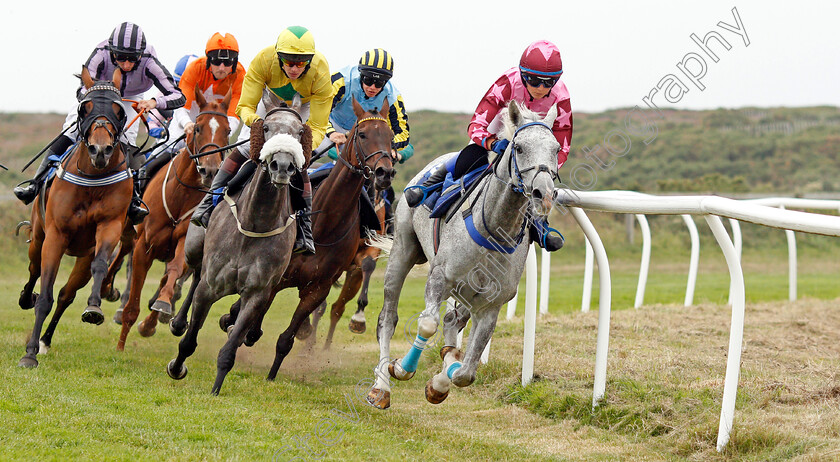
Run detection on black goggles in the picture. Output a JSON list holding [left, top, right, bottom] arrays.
[[360, 74, 388, 89], [209, 56, 236, 67], [522, 73, 559, 89], [112, 51, 141, 63]]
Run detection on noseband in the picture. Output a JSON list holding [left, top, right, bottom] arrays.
[[337, 116, 392, 179]]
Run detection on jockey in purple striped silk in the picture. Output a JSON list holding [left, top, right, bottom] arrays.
[[14, 22, 185, 225]]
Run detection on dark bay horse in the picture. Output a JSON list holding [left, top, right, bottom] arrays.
[[19, 68, 132, 367], [215, 98, 395, 381], [167, 91, 307, 394], [113, 87, 229, 351], [310, 188, 389, 349]]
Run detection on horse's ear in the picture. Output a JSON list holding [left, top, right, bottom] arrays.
[[261, 88, 285, 111], [508, 100, 522, 126], [291, 93, 302, 112], [195, 85, 207, 108], [81, 66, 95, 89], [221, 87, 233, 112], [542, 104, 558, 127], [352, 97, 367, 118], [379, 97, 390, 119], [111, 68, 122, 91]]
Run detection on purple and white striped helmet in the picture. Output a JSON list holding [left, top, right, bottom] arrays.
[[108, 22, 146, 55]]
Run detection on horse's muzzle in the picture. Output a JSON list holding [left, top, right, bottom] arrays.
[[88, 144, 114, 169]]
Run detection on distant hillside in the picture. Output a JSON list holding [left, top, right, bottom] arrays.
[[3, 107, 840, 195]]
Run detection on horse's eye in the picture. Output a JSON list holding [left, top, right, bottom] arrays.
[[194, 125, 201, 134], [263, 125, 269, 133], [298, 128, 304, 137], [358, 131, 366, 139]]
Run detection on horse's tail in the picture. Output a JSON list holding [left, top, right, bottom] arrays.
[[366, 231, 393, 256]]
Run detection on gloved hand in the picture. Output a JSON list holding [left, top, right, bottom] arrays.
[[492, 139, 510, 155], [249, 119, 265, 160], [148, 127, 165, 138]]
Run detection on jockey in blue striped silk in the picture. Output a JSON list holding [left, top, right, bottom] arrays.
[[14, 22, 184, 225]]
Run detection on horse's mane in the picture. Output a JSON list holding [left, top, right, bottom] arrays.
[[499, 102, 542, 141]]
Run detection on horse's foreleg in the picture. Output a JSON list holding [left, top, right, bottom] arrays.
[[213, 292, 269, 395], [325, 268, 364, 349], [41, 255, 93, 351], [243, 290, 276, 347], [349, 254, 377, 334], [170, 266, 200, 337], [267, 284, 332, 381], [113, 257, 133, 324], [167, 278, 218, 381], [220, 298, 242, 333], [442, 302, 471, 348], [84, 222, 123, 325], [20, 232, 44, 310], [448, 307, 499, 388], [150, 238, 187, 323], [101, 235, 131, 302], [117, 239, 154, 351], [20, 230, 67, 368]]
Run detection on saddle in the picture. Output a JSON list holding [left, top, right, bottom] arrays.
[[419, 165, 487, 219]]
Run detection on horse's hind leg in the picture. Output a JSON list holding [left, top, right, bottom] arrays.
[[349, 254, 378, 334], [212, 293, 269, 395], [113, 257, 133, 325], [117, 236, 155, 350], [325, 268, 364, 349], [102, 226, 134, 303], [267, 284, 332, 381], [167, 278, 219, 381], [41, 255, 93, 352], [19, 233, 43, 310], [170, 266, 200, 337], [150, 239, 188, 324]]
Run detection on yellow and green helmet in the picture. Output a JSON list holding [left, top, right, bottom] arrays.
[[359, 48, 393, 78], [275, 26, 316, 62]]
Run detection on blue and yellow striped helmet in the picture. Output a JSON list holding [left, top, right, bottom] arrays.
[[359, 48, 393, 78]]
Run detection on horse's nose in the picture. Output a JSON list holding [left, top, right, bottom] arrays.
[[376, 167, 395, 188], [286, 163, 296, 175]]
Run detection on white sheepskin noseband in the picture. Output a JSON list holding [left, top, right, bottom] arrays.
[[259, 133, 304, 169]]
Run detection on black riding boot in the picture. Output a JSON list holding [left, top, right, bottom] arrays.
[[14, 135, 74, 205], [404, 164, 448, 208], [136, 152, 172, 190], [127, 178, 149, 225], [191, 168, 235, 228], [291, 170, 315, 255], [529, 217, 565, 252]]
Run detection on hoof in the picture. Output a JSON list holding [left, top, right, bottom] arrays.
[[137, 320, 156, 337], [244, 329, 263, 347], [103, 286, 120, 302], [296, 322, 313, 340], [81, 306, 105, 325], [170, 320, 187, 337], [38, 340, 50, 355], [425, 378, 450, 404], [219, 313, 233, 332], [150, 300, 172, 316], [18, 356, 38, 368], [166, 359, 188, 380], [366, 388, 390, 409], [348, 318, 366, 334], [388, 359, 415, 381], [113, 308, 123, 325], [158, 311, 173, 324], [19, 291, 37, 310]]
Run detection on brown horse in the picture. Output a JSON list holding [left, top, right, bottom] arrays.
[[214, 98, 396, 380], [19, 68, 132, 367], [113, 87, 229, 351], [310, 188, 389, 350]]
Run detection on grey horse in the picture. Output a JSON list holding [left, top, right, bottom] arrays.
[[367, 101, 560, 409], [166, 90, 307, 394]]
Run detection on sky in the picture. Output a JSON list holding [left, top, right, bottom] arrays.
[[2, 1, 839, 115]]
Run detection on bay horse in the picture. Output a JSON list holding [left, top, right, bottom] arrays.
[[166, 90, 307, 394], [112, 87, 229, 351], [367, 101, 559, 409], [19, 67, 132, 367], [210, 98, 395, 381], [309, 187, 389, 350]]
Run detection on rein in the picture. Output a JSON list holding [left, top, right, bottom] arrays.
[[334, 116, 391, 179], [223, 190, 296, 238]]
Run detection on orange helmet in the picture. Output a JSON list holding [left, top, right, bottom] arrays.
[[205, 32, 239, 69]]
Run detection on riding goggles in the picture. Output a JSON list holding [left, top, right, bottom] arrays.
[[112, 51, 141, 63], [209, 56, 236, 67], [280, 57, 310, 68], [522, 73, 559, 89], [360, 73, 388, 89]]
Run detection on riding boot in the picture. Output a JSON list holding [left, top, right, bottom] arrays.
[[191, 168, 235, 228], [404, 164, 448, 208], [529, 217, 565, 252], [127, 178, 149, 225], [14, 135, 74, 205], [291, 170, 315, 255], [136, 151, 171, 191]]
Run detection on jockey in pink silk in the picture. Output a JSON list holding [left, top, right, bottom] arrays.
[[404, 40, 570, 251]]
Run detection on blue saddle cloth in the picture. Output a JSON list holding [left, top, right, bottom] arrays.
[[45, 143, 80, 183], [424, 166, 487, 219]]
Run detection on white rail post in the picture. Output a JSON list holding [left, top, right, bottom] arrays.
[[779, 205, 797, 301], [569, 208, 611, 409], [521, 244, 539, 386], [681, 214, 700, 306], [727, 219, 742, 306], [582, 238, 594, 312], [539, 247, 550, 315], [634, 214, 651, 308], [705, 215, 746, 452], [506, 288, 518, 320]]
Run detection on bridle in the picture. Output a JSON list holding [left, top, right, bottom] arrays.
[[185, 110, 229, 170], [77, 83, 126, 148], [335, 116, 393, 179], [493, 121, 559, 197]]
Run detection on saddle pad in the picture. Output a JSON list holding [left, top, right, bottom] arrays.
[[428, 167, 486, 219]]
